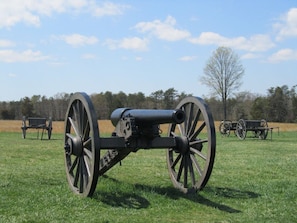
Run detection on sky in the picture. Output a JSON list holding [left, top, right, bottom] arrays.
[[0, 0, 297, 101]]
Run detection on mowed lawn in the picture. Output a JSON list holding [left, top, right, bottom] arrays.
[[0, 123, 296, 222]]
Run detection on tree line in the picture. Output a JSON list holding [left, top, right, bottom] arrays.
[[0, 88, 190, 121], [0, 86, 296, 122]]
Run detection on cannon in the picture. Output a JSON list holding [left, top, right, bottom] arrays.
[[21, 116, 52, 140], [63, 92, 216, 197], [236, 119, 269, 140]]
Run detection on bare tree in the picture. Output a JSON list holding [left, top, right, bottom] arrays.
[[201, 46, 245, 120]]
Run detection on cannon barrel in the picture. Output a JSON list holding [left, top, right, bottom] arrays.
[[110, 108, 185, 126]]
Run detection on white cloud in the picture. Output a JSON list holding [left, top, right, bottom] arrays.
[[189, 32, 275, 52], [268, 48, 297, 62], [0, 0, 88, 27], [274, 8, 297, 40], [90, 1, 130, 17], [241, 53, 262, 60], [134, 15, 191, 41], [81, 53, 96, 59], [105, 37, 149, 51], [0, 49, 49, 62], [0, 39, 15, 47], [57, 34, 98, 47], [8, 73, 17, 78], [0, 0, 129, 28], [179, 56, 196, 61]]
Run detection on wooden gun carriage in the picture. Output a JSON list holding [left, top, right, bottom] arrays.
[[219, 119, 269, 140], [63, 92, 216, 197], [21, 116, 52, 140], [236, 119, 269, 140]]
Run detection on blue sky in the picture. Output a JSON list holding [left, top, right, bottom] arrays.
[[0, 0, 297, 101]]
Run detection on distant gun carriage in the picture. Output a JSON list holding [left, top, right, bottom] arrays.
[[219, 119, 269, 140], [236, 119, 269, 140], [63, 92, 216, 197], [21, 116, 52, 140]]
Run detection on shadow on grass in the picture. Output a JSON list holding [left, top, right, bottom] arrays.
[[93, 191, 150, 209], [134, 184, 243, 213], [93, 176, 260, 213], [204, 187, 260, 199], [93, 176, 150, 209]]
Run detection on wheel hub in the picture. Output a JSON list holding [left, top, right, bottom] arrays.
[[67, 136, 83, 156], [176, 136, 189, 154]]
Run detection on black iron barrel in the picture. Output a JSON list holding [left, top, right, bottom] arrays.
[[110, 108, 185, 126]]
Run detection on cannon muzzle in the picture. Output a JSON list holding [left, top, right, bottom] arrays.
[[110, 108, 185, 126]]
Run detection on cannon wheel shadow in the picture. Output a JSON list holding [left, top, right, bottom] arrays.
[[92, 176, 260, 213]]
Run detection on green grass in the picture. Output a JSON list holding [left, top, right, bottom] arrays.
[[0, 131, 296, 222]]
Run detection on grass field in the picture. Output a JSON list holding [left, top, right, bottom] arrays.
[[0, 121, 297, 222]]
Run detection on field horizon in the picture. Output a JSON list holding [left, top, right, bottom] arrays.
[[1, 120, 297, 135]]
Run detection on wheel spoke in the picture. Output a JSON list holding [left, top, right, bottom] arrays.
[[79, 157, 84, 193], [66, 133, 75, 141], [68, 117, 80, 137], [190, 154, 203, 176], [83, 155, 91, 177], [185, 103, 194, 135], [73, 101, 80, 134], [188, 108, 200, 138], [83, 137, 92, 149], [81, 105, 90, 140], [177, 124, 184, 136], [171, 153, 182, 169], [69, 156, 78, 174], [189, 138, 208, 146], [181, 106, 188, 136], [188, 154, 196, 187], [83, 119, 90, 141], [83, 146, 93, 159], [183, 155, 188, 188], [74, 158, 80, 187], [190, 121, 206, 141], [77, 101, 83, 131], [190, 147, 207, 160], [170, 131, 178, 137], [177, 156, 184, 182]]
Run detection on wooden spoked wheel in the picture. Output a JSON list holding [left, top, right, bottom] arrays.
[[166, 97, 216, 193], [219, 120, 231, 137], [259, 119, 268, 139], [236, 119, 246, 140], [48, 118, 53, 140], [64, 92, 100, 197], [21, 118, 26, 139]]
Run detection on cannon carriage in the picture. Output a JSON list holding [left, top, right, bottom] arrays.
[[219, 119, 269, 140], [63, 92, 216, 197], [236, 119, 269, 140], [21, 116, 52, 140]]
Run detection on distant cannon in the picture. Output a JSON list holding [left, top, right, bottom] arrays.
[[63, 92, 216, 197], [236, 119, 269, 140], [220, 119, 270, 140], [21, 116, 52, 140]]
